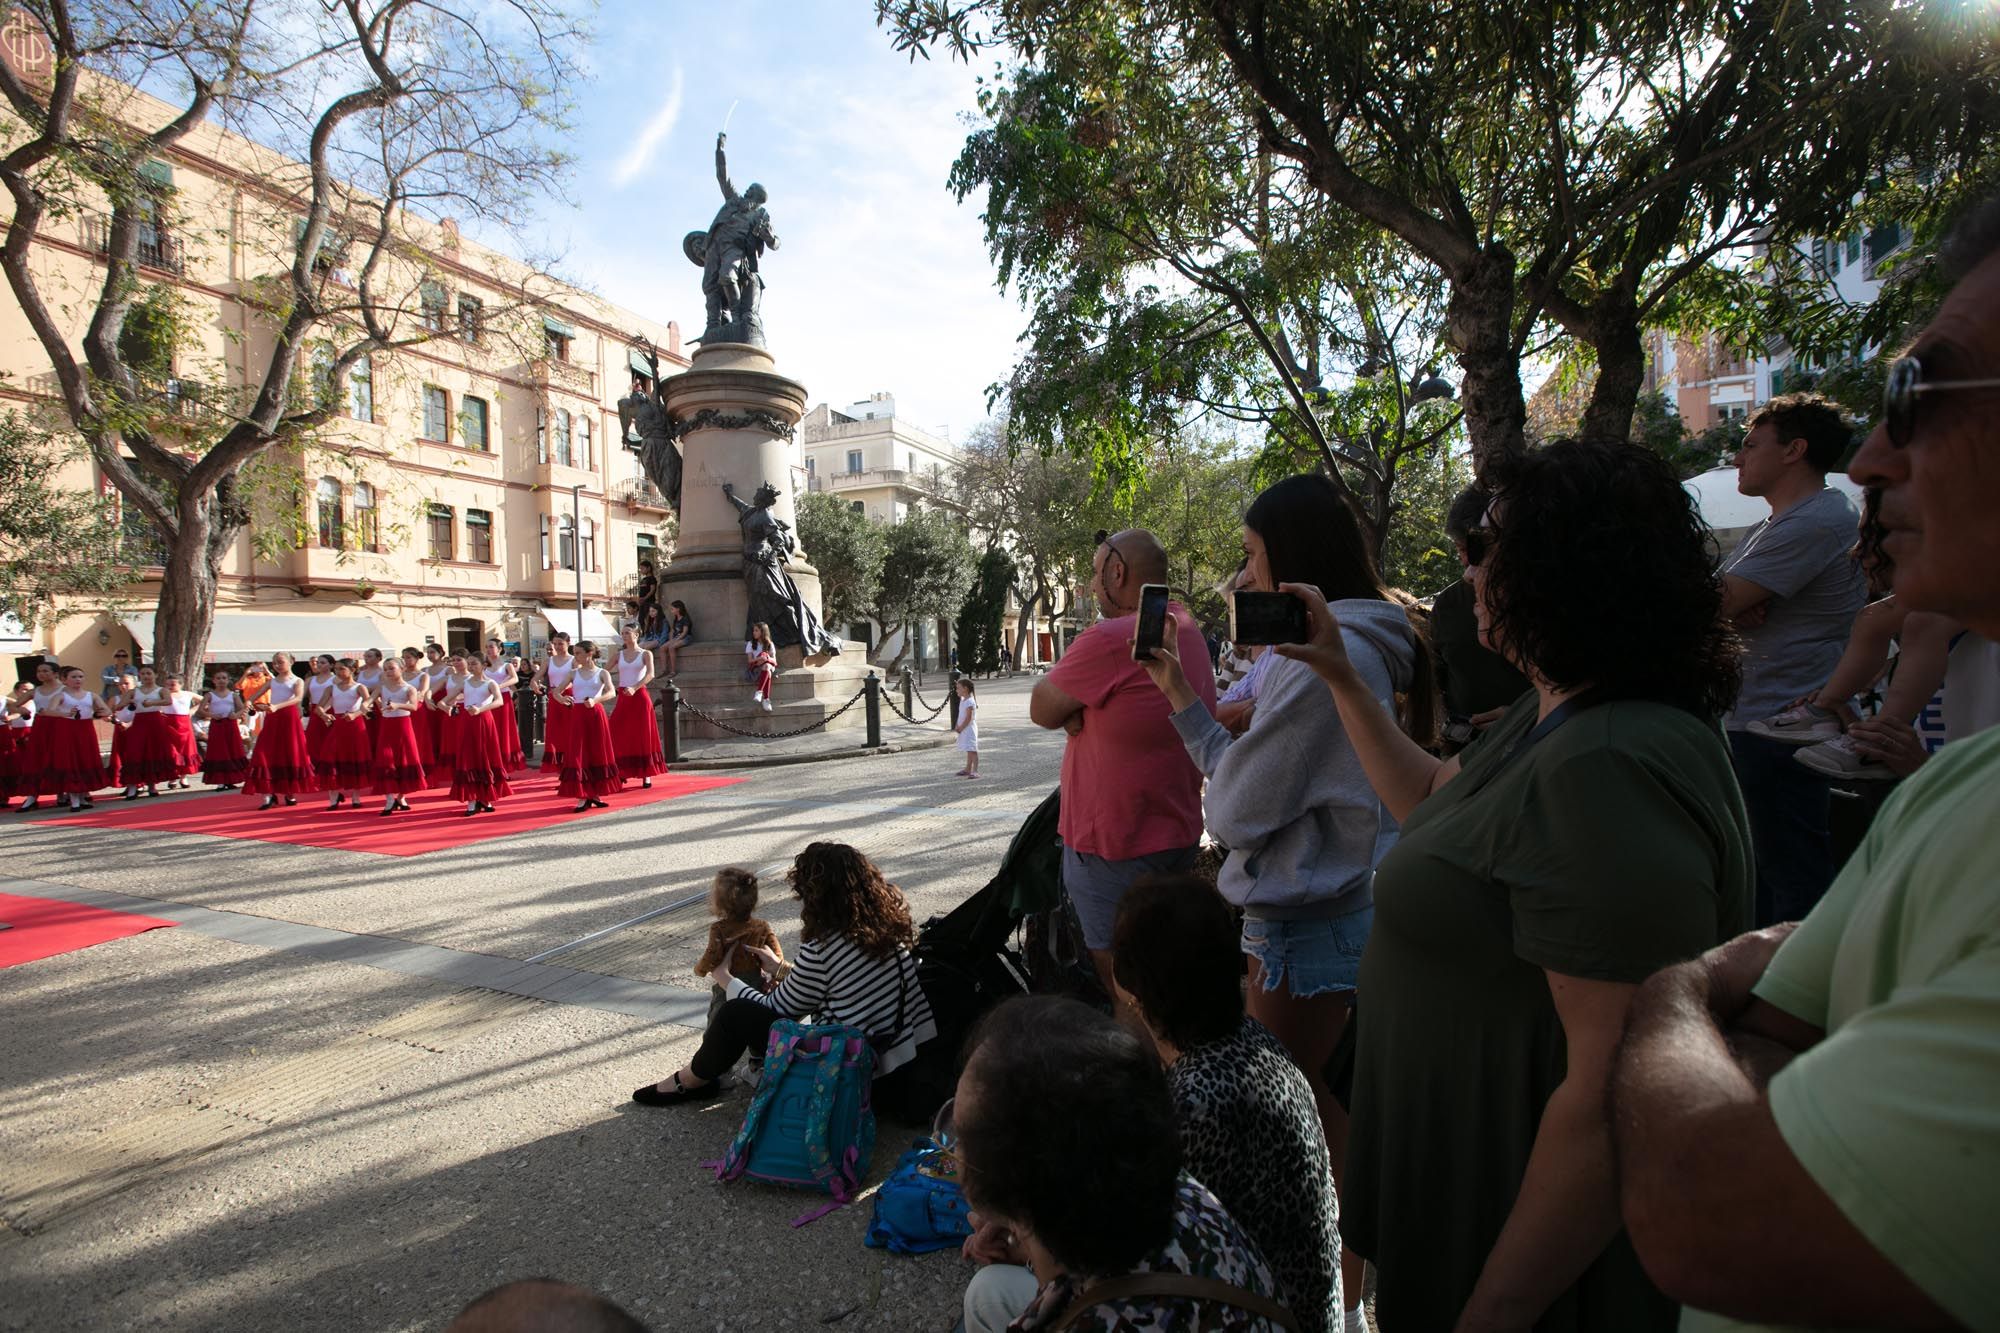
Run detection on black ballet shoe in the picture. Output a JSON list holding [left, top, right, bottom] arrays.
[[258, 796, 277, 810], [642, 778, 652, 789], [328, 794, 344, 809], [462, 808, 477, 818], [123, 788, 138, 801], [19, 799, 39, 813], [478, 803, 494, 813], [631, 1073, 722, 1107], [573, 800, 591, 813]]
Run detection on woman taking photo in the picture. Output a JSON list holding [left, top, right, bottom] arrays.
[[1277, 439, 1751, 1332], [632, 841, 937, 1106], [1135, 472, 1428, 1325]]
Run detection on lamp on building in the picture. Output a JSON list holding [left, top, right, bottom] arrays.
[[1411, 366, 1456, 404], [97, 628, 111, 645]]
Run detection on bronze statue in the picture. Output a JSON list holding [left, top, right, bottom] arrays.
[[619, 374, 680, 511], [684, 132, 779, 347], [722, 480, 840, 656]]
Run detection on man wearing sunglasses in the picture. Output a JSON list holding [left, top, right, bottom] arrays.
[[1613, 196, 2000, 1332], [1717, 395, 1868, 925]]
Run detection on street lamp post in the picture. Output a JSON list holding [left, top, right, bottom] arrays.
[[571, 483, 585, 643]]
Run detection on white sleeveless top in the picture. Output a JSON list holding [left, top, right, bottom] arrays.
[[544, 657, 575, 689], [461, 677, 498, 710], [207, 691, 237, 719], [135, 685, 166, 711], [59, 687, 94, 717], [483, 663, 513, 691], [357, 667, 383, 692], [377, 683, 419, 716], [7, 698, 32, 728], [33, 685, 61, 716], [570, 666, 605, 702], [615, 650, 650, 688], [401, 664, 428, 693], [307, 676, 335, 708], [267, 676, 302, 705], [330, 683, 366, 716], [168, 690, 196, 715]]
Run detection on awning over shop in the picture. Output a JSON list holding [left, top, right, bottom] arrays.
[[627, 347, 655, 379], [537, 604, 619, 643], [121, 610, 401, 663]]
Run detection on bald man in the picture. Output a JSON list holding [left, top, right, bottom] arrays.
[[1032, 528, 1217, 998]]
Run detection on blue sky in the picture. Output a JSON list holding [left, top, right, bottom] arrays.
[[525, 0, 1023, 441]]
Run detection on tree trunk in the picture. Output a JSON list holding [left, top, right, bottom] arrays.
[[1580, 310, 1647, 445], [149, 477, 246, 684], [1449, 245, 1529, 478], [1012, 584, 1043, 664]]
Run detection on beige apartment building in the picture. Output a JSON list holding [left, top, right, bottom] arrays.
[[0, 72, 687, 684]]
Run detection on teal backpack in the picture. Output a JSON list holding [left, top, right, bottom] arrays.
[[715, 1020, 878, 1226]]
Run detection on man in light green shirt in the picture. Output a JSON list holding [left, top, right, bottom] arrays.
[[1610, 195, 2000, 1332]]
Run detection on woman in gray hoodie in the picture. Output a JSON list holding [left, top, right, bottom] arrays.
[[1136, 472, 1435, 1331]]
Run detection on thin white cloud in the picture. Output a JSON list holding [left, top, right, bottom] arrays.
[[612, 67, 684, 188]]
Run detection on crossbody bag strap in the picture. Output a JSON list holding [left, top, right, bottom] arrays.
[[1052, 1272, 1299, 1332], [872, 951, 910, 1053]]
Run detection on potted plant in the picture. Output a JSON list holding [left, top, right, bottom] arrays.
[[354, 580, 378, 601]]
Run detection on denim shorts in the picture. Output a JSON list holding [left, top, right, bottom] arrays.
[[1062, 845, 1199, 950], [1241, 905, 1373, 999]]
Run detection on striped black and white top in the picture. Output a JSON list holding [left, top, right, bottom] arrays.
[[725, 933, 939, 1074]]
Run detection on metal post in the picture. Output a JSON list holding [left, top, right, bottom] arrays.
[[659, 679, 682, 763], [948, 667, 961, 729], [900, 666, 914, 722], [516, 678, 535, 760], [571, 483, 585, 644], [864, 671, 882, 748]]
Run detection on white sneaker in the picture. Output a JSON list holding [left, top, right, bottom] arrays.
[[1795, 734, 1895, 781], [1747, 702, 1842, 745], [750, 689, 762, 704], [761, 698, 773, 712]]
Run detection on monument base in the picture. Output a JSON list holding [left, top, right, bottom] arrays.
[[660, 641, 876, 741]]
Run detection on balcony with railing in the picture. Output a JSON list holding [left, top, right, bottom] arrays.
[[612, 477, 671, 511], [807, 466, 940, 495], [526, 355, 596, 398], [80, 212, 185, 274]]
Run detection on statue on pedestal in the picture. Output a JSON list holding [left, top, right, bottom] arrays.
[[722, 480, 840, 656], [684, 132, 779, 348], [619, 375, 681, 511]]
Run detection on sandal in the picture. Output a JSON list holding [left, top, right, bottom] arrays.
[[631, 1071, 724, 1107]]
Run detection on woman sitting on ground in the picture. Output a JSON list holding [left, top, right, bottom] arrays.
[[955, 995, 1292, 1333], [1109, 873, 1342, 1333], [632, 841, 937, 1106]]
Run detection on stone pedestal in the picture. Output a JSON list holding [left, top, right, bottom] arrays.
[[656, 342, 871, 739]]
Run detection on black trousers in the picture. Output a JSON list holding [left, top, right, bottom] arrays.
[[691, 996, 777, 1080]]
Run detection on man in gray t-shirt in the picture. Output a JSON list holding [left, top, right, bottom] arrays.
[[1719, 394, 1867, 925]]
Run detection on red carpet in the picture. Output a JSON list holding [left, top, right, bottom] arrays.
[[0, 891, 178, 968], [55, 771, 744, 857]]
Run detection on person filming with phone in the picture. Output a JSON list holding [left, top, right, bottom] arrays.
[[1031, 528, 1216, 1009], [1131, 472, 1430, 1333]]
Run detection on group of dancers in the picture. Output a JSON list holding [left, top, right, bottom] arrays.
[[0, 629, 669, 818]]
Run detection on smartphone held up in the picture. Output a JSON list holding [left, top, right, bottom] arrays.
[[1232, 589, 1311, 646], [1131, 584, 1172, 662]]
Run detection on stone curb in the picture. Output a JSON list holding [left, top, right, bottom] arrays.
[[668, 732, 956, 771]]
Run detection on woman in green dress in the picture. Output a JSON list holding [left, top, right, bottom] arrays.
[[1277, 439, 1754, 1332]]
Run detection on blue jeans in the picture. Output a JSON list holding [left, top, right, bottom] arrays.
[[1062, 845, 1199, 950], [1729, 730, 1837, 926], [1241, 905, 1373, 998]]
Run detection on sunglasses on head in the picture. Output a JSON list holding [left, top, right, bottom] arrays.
[[1884, 355, 2000, 450], [1094, 528, 1127, 575]]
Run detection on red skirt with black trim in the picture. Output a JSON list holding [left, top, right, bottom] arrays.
[[202, 716, 251, 785], [450, 709, 513, 804], [244, 707, 318, 796], [305, 712, 334, 764], [120, 711, 182, 787], [607, 686, 667, 779], [167, 714, 200, 774], [406, 704, 437, 776], [41, 716, 106, 795], [106, 721, 127, 788], [371, 715, 427, 796], [558, 702, 623, 799], [494, 693, 526, 772], [0, 725, 29, 798], [318, 715, 373, 790], [540, 686, 571, 770], [429, 690, 457, 765]]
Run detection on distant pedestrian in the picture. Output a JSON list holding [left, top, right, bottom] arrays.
[[997, 644, 1012, 675], [954, 677, 980, 778], [99, 648, 130, 701]]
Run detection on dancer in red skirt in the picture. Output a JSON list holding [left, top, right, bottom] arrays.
[[535, 631, 575, 772], [44, 667, 110, 811], [163, 672, 201, 788], [370, 658, 427, 814], [245, 653, 316, 809], [559, 640, 623, 811], [196, 668, 251, 789], [318, 658, 374, 809], [356, 648, 387, 755], [424, 643, 457, 770], [0, 681, 35, 809], [104, 669, 135, 792], [608, 626, 667, 788], [482, 639, 526, 772], [16, 662, 63, 813], [304, 655, 337, 766], [450, 652, 512, 815], [120, 663, 181, 799], [396, 647, 437, 776]]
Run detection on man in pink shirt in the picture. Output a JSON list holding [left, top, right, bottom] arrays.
[[1031, 528, 1216, 995]]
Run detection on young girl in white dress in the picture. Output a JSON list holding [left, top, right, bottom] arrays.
[[953, 677, 980, 778]]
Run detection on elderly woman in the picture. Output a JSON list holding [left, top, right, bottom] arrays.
[[954, 996, 1293, 1333], [1277, 439, 1752, 1331], [1110, 873, 1342, 1333]]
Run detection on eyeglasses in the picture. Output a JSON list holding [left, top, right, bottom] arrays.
[[1885, 355, 2000, 449]]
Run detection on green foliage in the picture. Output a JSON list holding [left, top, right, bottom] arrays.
[[1095, 429, 1259, 630], [954, 547, 1018, 674], [795, 491, 887, 629], [1375, 446, 1474, 597], [875, 507, 979, 639], [0, 414, 128, 628]]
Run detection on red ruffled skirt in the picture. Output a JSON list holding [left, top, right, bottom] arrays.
[[494, 693, 526, 772], [203, 716, 251, 785], [406, 704, 437, 776], [305, 711, 334, 764], [450, 709, 513, 804], [540, 685, 571, 769], [558, 703, 623, 799], [106, 720, 128, 788], [41, 716, 106, 795], [168, 715, 200, 773], [318, 715, 373, 790], [0, 725, 29, 798], [608, 686, 667, 779], [244, 707, 318, 796], [120, 711, 182, 786], [371, 715, 427, 796], [429, 690, 457, 765]]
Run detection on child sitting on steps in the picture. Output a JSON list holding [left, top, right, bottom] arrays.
[[695, 866, 784, 1023]]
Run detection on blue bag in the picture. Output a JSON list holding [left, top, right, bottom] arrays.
[[864, 1138, 972, 1255], [715, 1020, 878, 1225]]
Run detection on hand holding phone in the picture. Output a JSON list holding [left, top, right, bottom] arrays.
[[1231, 589, 1312, 646], [1131, 584, 1171, 662]]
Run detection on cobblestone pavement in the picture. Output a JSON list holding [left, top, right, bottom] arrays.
[[0, 676, 1059, 1332]]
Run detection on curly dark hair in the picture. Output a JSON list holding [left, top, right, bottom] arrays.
[[710, 867, 760, 922], [1111, 875, 1243, 1051], [1481, 439, 1741, 719], [1852, 486, 1891, 590], [789, 842, 914, 959], [957, 996, 1180, 1277]]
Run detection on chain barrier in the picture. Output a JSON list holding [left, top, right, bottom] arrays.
[[909, 677, 947, 712], [883, 690, 949, 726], [676, 684, 869, 740]]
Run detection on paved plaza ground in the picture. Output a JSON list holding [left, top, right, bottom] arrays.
[[0, 675, 1058, 1332]]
